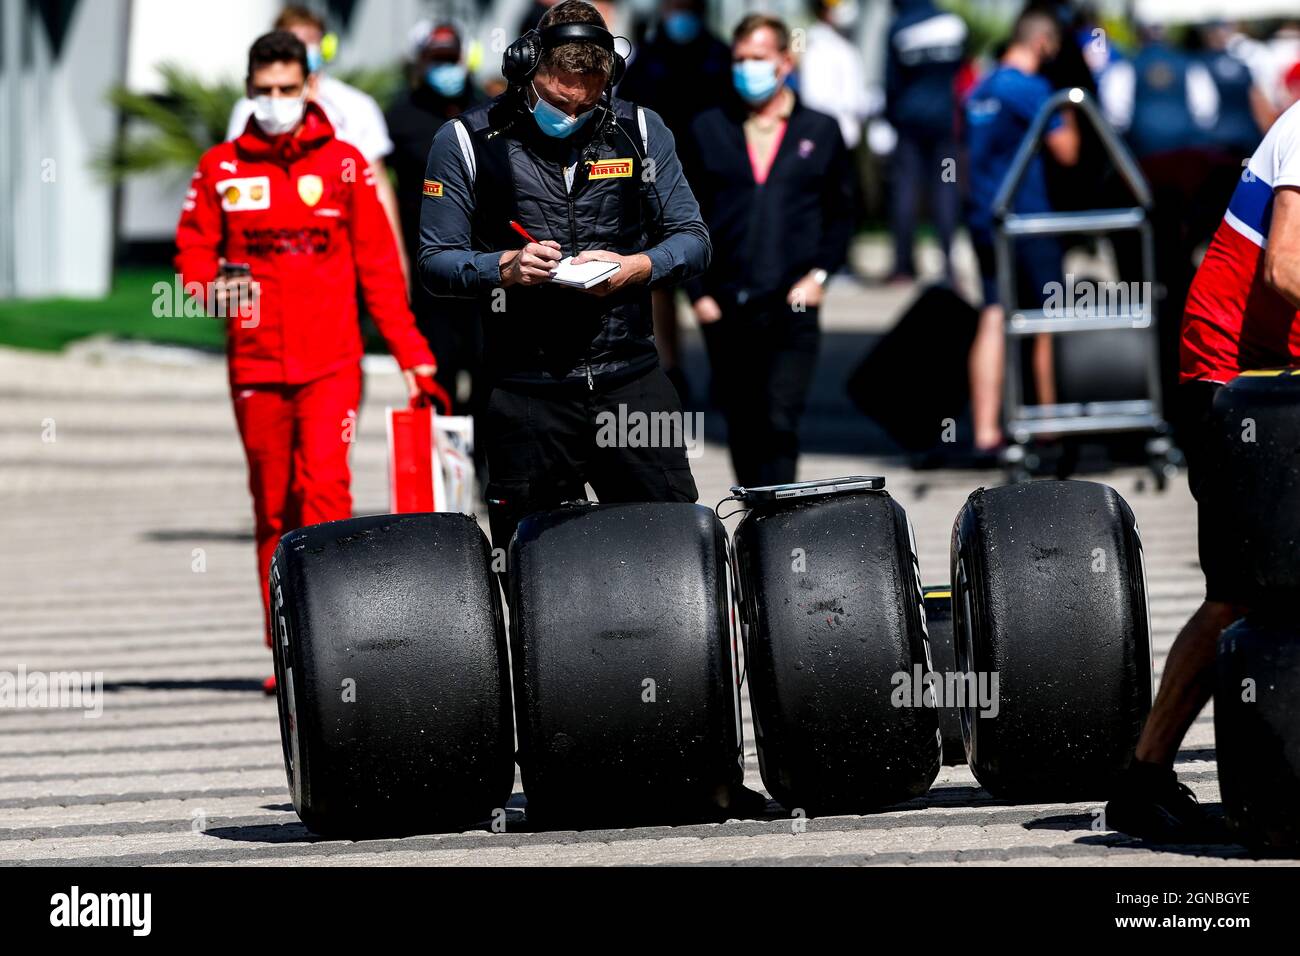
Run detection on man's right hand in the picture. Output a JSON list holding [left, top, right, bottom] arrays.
[[211, 275, 258, 318], [692, 295, 723, 325], [500, 240, 563, 287]]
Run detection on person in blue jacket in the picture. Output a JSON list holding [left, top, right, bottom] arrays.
[[963, 8, 1078, 453], [884, 0, 967, 283], [1199, 20, 1273, 158], [1098, 24, 1218, 160]]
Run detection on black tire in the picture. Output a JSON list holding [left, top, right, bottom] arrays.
[[1216, 614, 1300, 852], [950, 480, 1152, 800], [1211, 371, 1300, 597], [923, 586, 967, 766], [733, 490, 940, 814], [509, 502, 743, 827], [271, 513, 513, 837], [1053, 328, 1151, 405]]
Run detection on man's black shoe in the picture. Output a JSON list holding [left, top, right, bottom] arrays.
[[721, 784, 771, 819], [1105, 761, 1218, 842]]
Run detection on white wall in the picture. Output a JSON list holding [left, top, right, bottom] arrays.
[[1, 0, 128, 299], [126, 0, 279, 92]]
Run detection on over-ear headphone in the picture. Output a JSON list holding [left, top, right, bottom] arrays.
[[502, 23, 626, 88]]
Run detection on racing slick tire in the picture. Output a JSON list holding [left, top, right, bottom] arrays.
[[951, 480, 1153, 800], [732, 486, 941, 814], [270, 512, 513, 837], [508, 502, 744, 827]]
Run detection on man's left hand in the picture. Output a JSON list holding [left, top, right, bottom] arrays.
[[402, 363, 439, 401], [787, 272, 826, 310], [571, 250, 652, 297]]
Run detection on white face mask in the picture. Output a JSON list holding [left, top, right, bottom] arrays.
[[829, 0, 859, 31], [252, 94, 305, 136]]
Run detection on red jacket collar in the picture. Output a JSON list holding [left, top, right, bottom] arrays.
[[234, 101, 335, 166]]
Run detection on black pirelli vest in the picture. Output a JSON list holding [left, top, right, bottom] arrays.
[[454, 93, 660, 389]]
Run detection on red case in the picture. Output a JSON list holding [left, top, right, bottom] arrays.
[[387, 376, 453, 514], [387, 402, 438, 513]]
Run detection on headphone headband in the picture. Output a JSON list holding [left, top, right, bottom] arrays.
[[502, 21, 624, 87], [538, 23, 615, 54]]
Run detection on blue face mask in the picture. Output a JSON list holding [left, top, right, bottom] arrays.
[[529, 82, 596, 138], [426, 63, 467, 98], [733, 59, 780, 105], [663, 11, 702, 45], [306, 44, 324, 74]]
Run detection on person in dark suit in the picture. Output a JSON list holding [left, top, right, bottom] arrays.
[[685, 13, 854, 487], [619, 0, 732, 142], [385, 22, 486, 414], [618, 0, 733, 403]]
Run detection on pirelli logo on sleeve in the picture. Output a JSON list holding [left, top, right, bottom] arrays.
[[423, 179, 443, 198], [587, 158, 633, 180]]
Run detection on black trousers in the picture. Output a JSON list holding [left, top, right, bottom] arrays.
[[1177, 379, 1251, 605], [700, 298, 820, 488], [891, 131, 960, 281], [411, 282, 482, 417], [482, 365, 700, 551]]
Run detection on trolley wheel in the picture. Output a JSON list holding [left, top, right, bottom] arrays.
[[1001, 445, 1032, 485], [1054, 439, 1081, 481], [1144, 436, 1178, 493]]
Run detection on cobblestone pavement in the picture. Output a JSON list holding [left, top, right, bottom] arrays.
[[0, 278, 1281, 866]]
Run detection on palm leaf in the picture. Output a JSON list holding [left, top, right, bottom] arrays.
[[96, 62, 243, 182]]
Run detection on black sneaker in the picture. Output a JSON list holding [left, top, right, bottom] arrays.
[[1105, 762, 1215, 842], [720, 784, 771, 819]]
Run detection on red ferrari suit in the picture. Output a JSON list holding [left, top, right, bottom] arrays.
[[176, 103, 434, 643]]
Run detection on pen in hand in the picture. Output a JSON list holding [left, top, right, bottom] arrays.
[[504, 220, 562, 286], [509, 220, 540, 245]]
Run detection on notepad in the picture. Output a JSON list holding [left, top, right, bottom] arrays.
[[550, 256, 621, 289]]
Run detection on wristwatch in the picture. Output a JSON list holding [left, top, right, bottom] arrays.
[[811, 268, 829, 287]]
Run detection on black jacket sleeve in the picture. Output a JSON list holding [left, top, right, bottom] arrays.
[[815, 120, 855, 276]]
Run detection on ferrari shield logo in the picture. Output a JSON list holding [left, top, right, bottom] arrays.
[[297, 174, 324, 207], [250, 183, 265, 202]]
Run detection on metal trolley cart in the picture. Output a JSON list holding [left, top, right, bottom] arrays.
[[993, 87, 1176, 487]]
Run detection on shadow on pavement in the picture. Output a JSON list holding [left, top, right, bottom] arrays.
[[1026, 805, 1270, 859], [680, 327, 903, 459], [141, 529, 254, 543], [101, 678, 265, 693]]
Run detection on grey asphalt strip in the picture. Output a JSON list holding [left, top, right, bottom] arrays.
[[0, 785, 284, 811], [0, 762, 284, 785], [681, 843, 1258, 866], [1, 801, 1067, 844], [3, 738, 275, 759]]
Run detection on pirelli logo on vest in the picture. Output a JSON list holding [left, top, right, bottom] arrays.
[[587, 158, 633, 180], [423, 179, 443, 198]]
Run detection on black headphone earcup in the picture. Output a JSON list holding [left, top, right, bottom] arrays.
[[503, 30, 541, 85], [610, 52, 626, 87]]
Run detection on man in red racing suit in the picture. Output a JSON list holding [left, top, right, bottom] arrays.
[[175, 32, 435, 689]]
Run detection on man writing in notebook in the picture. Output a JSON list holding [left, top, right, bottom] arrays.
[[417, 1, 712, 551]]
